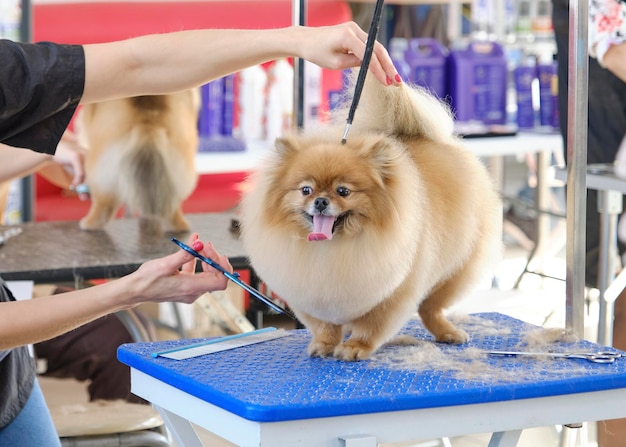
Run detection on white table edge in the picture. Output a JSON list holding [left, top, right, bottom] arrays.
[[130, 368, 626, 447]]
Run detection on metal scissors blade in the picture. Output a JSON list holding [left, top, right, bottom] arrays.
[[487, 350, 622, 364], [171, 238, 297, 320]]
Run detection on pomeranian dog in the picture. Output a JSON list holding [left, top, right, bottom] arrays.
[[239, 71, 502, 361], [76, 90, 200, 232]]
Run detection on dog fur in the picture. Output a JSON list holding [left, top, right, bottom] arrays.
[[239, 72, 503, 361], [76, 90, 200, 232]]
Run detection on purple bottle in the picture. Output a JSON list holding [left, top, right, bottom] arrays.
[[406, 38, 448, 99], [221, 74, 235, 136], [514, 58, 537, 129], [447, 41, 508, 125], [537, 60, 559, 129], [198, 78, 224, 139]]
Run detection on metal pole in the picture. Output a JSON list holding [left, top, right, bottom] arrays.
[[565, 0, 588, 338], [20, 0, 34, 222], [292, 0, 305, 130]]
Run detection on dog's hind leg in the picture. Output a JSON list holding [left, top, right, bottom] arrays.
[[163, 208, 190, 233], [79, 195, 120, 230], [334, 284, 418, 361], [417, 251, 495, 344], [419, 219, 501, 344], [418, 281, 470, 345]]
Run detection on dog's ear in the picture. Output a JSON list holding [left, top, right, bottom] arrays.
[[274, 136, 299, 159], [360, 137, 403, 186]]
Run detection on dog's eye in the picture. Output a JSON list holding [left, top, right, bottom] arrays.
[[301, 186, 313, 196], [336, 186, 351, 197]]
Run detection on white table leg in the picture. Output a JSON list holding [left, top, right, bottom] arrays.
[[153, 404, 204, 447], [487, 430, 522, 447]]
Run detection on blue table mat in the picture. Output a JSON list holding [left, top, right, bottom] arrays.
[[117, 313, 626, 422]]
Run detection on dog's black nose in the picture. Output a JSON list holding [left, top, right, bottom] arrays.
[[314, 197, 329, 212]]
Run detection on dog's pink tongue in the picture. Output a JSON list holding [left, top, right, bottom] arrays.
[[308, 215, 334, 241]]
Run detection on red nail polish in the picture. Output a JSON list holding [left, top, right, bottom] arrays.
[[394, 73, 402, 83], [385, 76, 392, 86], [192, 241, 204, 251]]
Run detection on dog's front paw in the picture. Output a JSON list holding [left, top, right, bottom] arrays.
[[436, 328, 469, 344], [308, 340, 336, 358], [333, 340, 374, 362]]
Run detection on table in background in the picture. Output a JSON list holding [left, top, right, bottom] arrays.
[[118, 312, 626, 447], [0, 212, 247, 283], [0, 212, 249, 340], [463, 132, 565, 285]]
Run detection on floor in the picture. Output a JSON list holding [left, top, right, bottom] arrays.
[[39, 156, 602, 446]]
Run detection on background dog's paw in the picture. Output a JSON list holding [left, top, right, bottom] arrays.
[[79, 216, 106, 231], [436, 328, 469, 344], [307, 341, 336, 358], [333, 341, 374, 362]]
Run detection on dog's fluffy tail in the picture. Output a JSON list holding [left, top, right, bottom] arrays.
[[330, 69, 455, 144], [116, 124, 178, 218]]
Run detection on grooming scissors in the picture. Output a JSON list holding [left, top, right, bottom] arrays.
[[171, 237, 297, 320], [486, 350, 622, 364]]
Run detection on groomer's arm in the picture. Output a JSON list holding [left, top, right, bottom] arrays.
[[0, 132, 85, 186], [0, 236, 230, 350], [81, 22, 400, 104], [0, 144, 52, 182], [602, 42, 626, 83]]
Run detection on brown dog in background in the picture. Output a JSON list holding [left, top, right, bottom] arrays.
[[76, 90, 200, 232]]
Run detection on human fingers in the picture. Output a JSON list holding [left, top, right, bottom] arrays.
[[179, 233, 200, 274], [130, 250, 225, 306], [371, 41, 402, 86], [335, 22, 400, 86], [68, 150, 86, 185], [349, 22, 401, 86], [199, 241, 234, 274], [54, 134, 87, 185]]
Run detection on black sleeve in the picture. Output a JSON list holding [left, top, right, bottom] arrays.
[[0, 40, 85, 155]]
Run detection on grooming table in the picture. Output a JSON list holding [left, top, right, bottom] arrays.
[[117, 312, 626, 447]]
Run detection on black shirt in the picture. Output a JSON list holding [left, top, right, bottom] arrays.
[[0, 40, 85, 154], [0, 282, 36, 429], [0, 39, 85, 429]]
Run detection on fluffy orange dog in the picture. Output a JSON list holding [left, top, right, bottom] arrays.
[[239, 72, 502, 361], [77, 90, 200, 231]]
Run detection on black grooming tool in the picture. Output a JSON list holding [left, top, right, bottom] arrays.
[[341, 0, 385, 145]]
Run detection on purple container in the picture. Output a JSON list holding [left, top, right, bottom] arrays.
[[198, 78, 224, 138], [221, 74, 235, 136], [447, 41, 508, 125], [514, 63, 537, 129], [537, 61, 559, 129], [389, 38, 412, 85], [406, 38, 448, 99]]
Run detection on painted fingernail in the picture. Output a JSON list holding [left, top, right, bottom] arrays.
[[385, 76, 392, 86], [394, 73, 402, 83], [192, 241, 204, 251]]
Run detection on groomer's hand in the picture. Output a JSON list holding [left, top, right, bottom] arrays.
[[53, 131, 86, 186], [297, 21, 401, 87], [126, 233, 232, 306], [40, 130, 89, 200]]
